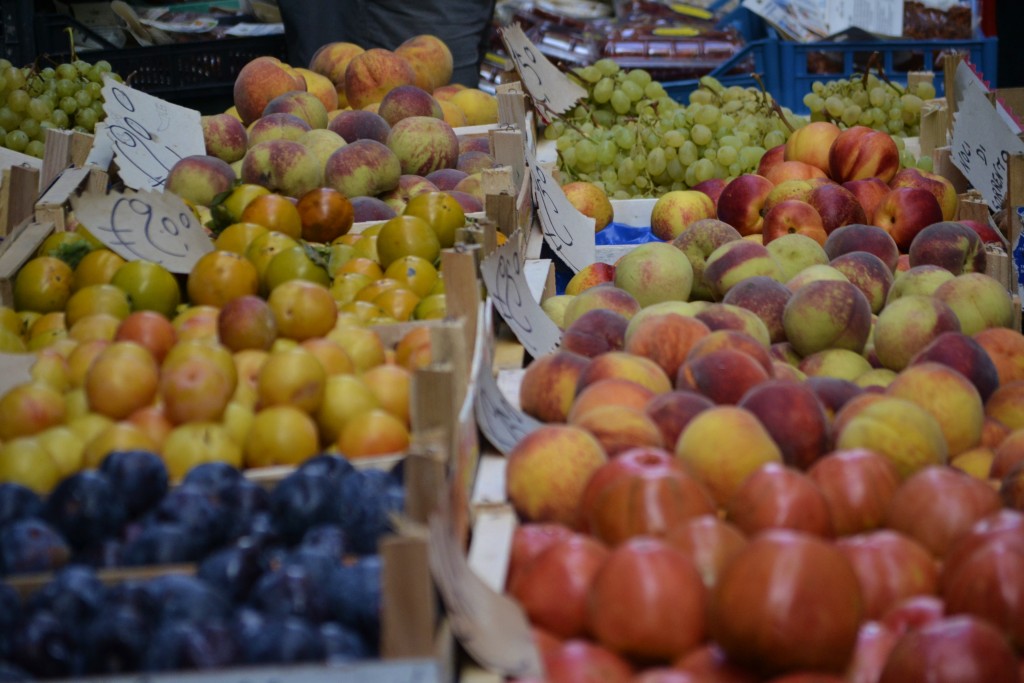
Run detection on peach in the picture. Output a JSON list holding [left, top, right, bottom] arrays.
[[703, 240, 783, 300], [612, 242, 694, 307], [344, 48, 417, 110], [217, 294, 277, 352], [828, 125, 900, 184], [377, 85, 443, 126], [645, 390, 715, 450], [784, 121, 841, 174], [908, 221, 985, 275], [298, 129, 346, 171], [565, 262, 615, 296], [651, 190, 717, 241], [247, 112, 311, 146], [715, 174, 775, 236], [201, 113, 248, 164], [975, 327, 1024, 385], [165, 154, 236, 207], [807, 183, 866, 235], [799, 348, 873, 381], [262, 91, 329, 129], [561, 309, 628, 358], [519, 351, 590, 423], [833, 396, 948, 478], [241, 140, 322, 199], [425, 168, 468, 191], [692, 177, 727, 207], [448, 190, 483, 214], [873, 295, 961, 371], [328, 109, 391, 144], [448, 88, 498, 125], [720, 275, 792, 344], [0, 381, 66, 440], [991, 429, 1024, 479], [159, 341, 237, 425], [687, 329, 773, 374], [541, 294, 573, 329], [824, 223, 899, 272], [439, 101, 467, 127], [985, 381, 1024, 431], [933, 273, 1015, 335], [764, 160, 828, 185], [726, 463, 834, 537], [671, 218, 742, 301], [350, 196, 397, 222], [309, 41, 364, 96], [890, 167, 959, 222], [981, 417, 1011, 450], [233, 56, 306, 126], [571, 405, 665, 457], [568, 378, 656, 423], [458, 135, 489, 155], [676, 348, 771, 405], [693, 303, 773, 349], [387, 116, 459, 176], [575, 351, 673, 396], [785, 264, 849, 293], [951, 447, 996, 479], [756, 143, 786, 177], [378, 174, 439, 214], [395, 34, 454, 92], [506, 424, 607, 527], [452, 174, 482, 202], [909, 331, 1000, 402], [456, 151, 497, 175], [562, 182, 613, 232], [871, 187, 944, 251], [675, 405, 784, 505], [624, 312, 711, 379], [829, 251, 894, 313], [760, 199, 827, 246], [324, 139, 402, 198], [432, 83, 465, 101], [805, 376, 864, 419], [562, 284, 640, 328], [739, 379, 830, 469], [295, 67, 338, 112], [886, 361, 984, 456], [885, 265, 955, 304], [842, 178, 891, 220], [782, 279, 873, 356], [765, 232, 830, 282]]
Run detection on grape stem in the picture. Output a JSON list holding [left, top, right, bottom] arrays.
[[751, 73, 795, 133], [65, 27, 78, 63]]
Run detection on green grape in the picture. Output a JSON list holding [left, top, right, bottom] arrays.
[[812, 81, 825, 94], [666, 158, 684, 181], [610, 90, 631, 115], [719, 114, 735, 132], [85, 82, 102, 100], [597, 139, 617, 165], [868, 107, 886, 125], [601, 167, 618, 185], [634, 175, 649, 190], [825, 96, 845, 118], [689, 89, 713, 105], [4, 67, 24, 90], [619, 158, 637, 185], [0, 126, 6, 140], [555, 134, 573, 152], [764, 129, 786, 149], [74, 89, 92, 108], [592, 110, 614, 127], [679, 140, 698, 165], [54, 78, 76, 98], [915, 82, 937, 100], [0, 107, 18, 131], [717, 145, 738, 166], [647, 147, 667, 176], [24, 139, 44, 158], [644, 82, 666, 100], [0, 60, 10, 72], [55, 63, 77, 80], [690, 124, 712, 146], [703, 147, 718, 161], [887, 118, 904, 134], [4, 129, 28, 151], [841, 105, 862, 127], [626, 69, 652, 87], [917, 155, 934, 172], [544, 124, 560, 141], [684, 164, 698, 187], [613, 126, 635, 150], [803, 93, 825, 113], [7, 89, 28, 113], [620, 80, 643, 103], [50, 109, 69, 129], [576, 65, 601, 84], [575, 139, 597, 165], [694, 105, 720, 127], [693, 158, 715, 183], [869, 87, 887, 108], [719, 135, 741, 150], [75, 107, 98, 130], [27, 98, 51, 122], [739, 146, 765, 169], [18, 117, 39, 138], [664, 130, 685, 148], [593, 77, 614, 104], [901, 94, 923, 115], [594, 58, 620, 77], [73, 60, 92, 76]]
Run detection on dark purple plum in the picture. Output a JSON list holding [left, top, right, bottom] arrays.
[[241, 616, 325, 665], [300, 524, 348, 559], [349, 195, 397, 222], [181, 462, 244, 500], [9, 610, 80, 678], [248, 566, 330, 623], [0, 519, 70, 575], [0, 583, 19, 659], [142, 619, 237, 672], [45, 471, 126, 551], [143, 574, 231, 625], [197, 542, 267, 604], [270, 471, 339, 544], [122, 523, 205, 566], [149, 484, 224, 550], [81, 606, 149, 674], [99, 450, 168, 520], [28, 565, 104, 627], [320, 621, 373, 662], [220, 480, 271, 542], [0, 484, 43, 527], [0, 661, 29, 681], [296, 453, 355, 482], [325, 554, 382, 645], [337, 469, 404, 555]]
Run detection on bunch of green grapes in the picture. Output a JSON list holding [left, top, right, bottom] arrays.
[[0, 57, 123, 158], [546, 59, 804, 198], [802, 73, 937, 137]]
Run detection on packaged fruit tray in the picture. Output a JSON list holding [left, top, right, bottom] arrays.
[[661, 33, 997, 113]]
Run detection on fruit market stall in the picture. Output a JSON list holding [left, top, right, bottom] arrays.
[[1, 4, 1024, 681]]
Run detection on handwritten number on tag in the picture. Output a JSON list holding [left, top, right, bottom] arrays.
[[103, 82, 188, 189], [92, 197, 192, 261], [531, 164, 573, 254], [492, 252, 533, 335], [506, 43, 547, 109]]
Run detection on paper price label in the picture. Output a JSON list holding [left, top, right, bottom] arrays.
[[480, 231, 561, 359], [498, 24, 586, 118], [70, 188, 214, 273], [952, 80, 1024, 210], [475, 316, 541, 455], [100, 77, 204, 190], [525, 146, 595, 273]]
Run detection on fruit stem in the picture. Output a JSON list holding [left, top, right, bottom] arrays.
[[65, 27, 77, 63], [752, 73, 795, 133]]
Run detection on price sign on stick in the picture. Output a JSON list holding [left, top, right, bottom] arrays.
[[100, 76, 204, 190], [475, 305, 541, 455], [952, 80, 1024, 210], [480, 231, 561, 359], [525, 146, 595, 273], [70, 188, 214, 273], [498, 24, 586, 119]]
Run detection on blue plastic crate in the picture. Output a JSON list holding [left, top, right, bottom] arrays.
[[661, 37, 778, 104], [777, 35, 998, 113]]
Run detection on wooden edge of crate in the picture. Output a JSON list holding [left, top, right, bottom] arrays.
[[5, 563, 194, 599], [0, 218, 57, 307]]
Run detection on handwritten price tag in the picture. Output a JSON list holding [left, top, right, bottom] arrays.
[[480, 231, 561, 359], [525, 146, 595, 273], [100, 76, 204, 190], [474, 318, 541, 455], [498, 24, 586, 118], [70, 188, 214, 273], [952, 64, 1024, 210]]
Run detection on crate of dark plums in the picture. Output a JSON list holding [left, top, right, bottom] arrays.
[[0, 452, 451, 682]]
